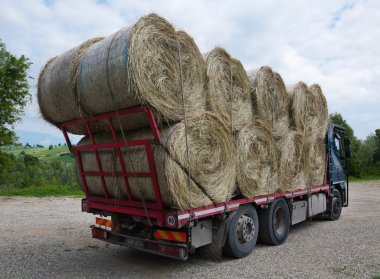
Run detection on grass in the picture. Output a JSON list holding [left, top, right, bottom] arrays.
[[0, 185, 83, 197], [0, 145, 74, 163], [349, 175, 380, 182]]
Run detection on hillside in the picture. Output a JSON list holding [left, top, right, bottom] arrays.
[[0, 145, 74, 163]]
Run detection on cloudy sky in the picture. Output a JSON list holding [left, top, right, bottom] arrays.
[[1, 0, 379, 144]]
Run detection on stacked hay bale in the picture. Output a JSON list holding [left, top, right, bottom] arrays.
[[236, 119, 278, 197], [38, 13, 207, 134], [204, 47, 252, 132], [248, 66, 289, 139], [38, 14, 236, 210], [245, 66, 288, 194], [38, 12, 330, 210], [79, 113, 236, 210], [286, 82, 329, 190], [308, 84, 329, 186], [205, 48, 275, 198]]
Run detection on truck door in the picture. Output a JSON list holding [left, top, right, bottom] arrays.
[[329, 127, 349, 207], [330, 133, 346, 183]]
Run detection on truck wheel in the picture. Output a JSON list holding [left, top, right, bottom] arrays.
[[259, 198, 290, 246], [223, 204, 259, 258], [328, 189, 342, 221]]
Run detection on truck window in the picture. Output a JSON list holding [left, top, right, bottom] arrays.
[[334, 137, 341, 152]]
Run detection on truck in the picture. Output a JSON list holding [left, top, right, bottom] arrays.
[[61, 105, 351, 260]]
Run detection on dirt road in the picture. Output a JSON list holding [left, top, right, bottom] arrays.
[[1, 182, 379, 278]]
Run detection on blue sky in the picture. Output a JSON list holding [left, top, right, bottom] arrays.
[[1, 0, 379, 145]]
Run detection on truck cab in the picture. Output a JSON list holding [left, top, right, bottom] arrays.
[[327, 123, 351, 208]]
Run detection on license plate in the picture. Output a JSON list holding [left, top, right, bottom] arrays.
[[126, 238, 144, 248]]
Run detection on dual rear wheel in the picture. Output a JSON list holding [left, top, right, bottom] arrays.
[[223, 198, 290, 258], [224, 190, 343, 258]]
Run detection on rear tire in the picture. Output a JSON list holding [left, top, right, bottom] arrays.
[[258, 198, 290, 245], [328, 189, 342, 221], [223, 204, 259, 258]]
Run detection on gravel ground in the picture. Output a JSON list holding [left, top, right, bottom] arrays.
[[1, 181, 379, 279]]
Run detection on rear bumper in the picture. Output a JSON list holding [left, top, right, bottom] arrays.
[[91, 226, 188, 260]]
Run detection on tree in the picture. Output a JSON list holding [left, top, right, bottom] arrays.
[[373, 129, 380, 163], [49, 145, 53, 150], [329, 113, 362, 177], [0, 39, 32, 145]]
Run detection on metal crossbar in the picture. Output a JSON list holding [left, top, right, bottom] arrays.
[[60, 105, 164, 210]]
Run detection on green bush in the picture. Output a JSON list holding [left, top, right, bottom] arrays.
[[0, 151, 78, 190]]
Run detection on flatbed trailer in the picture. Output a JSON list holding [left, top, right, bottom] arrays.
[[61, 106, 350, 260]]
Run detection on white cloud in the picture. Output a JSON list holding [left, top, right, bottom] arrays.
[[1, 0, 379, 139]]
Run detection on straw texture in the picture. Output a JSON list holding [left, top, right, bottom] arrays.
[[288, 81, 329, 141], [248, 66, 289, 139], [236, 119, 278, 197], [38, 13, 206, 134], [205, 47, 252, 132], [309, 84, 329, 139], [277, 131, 310, 192], [308, 137, 326, 186]]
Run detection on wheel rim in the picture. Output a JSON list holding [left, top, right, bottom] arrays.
[[237, 213, 255, 244], [273, 207, 286, 236], [333, 194, 341, 215]]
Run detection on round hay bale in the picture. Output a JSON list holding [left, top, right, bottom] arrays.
[[288, 82, 318, 139], [205, 47, 252, 132], [248, 66, 289, 139], [277, 131, 310, 192], [309, 84, 329, 138], [37, 37, 104, 133], [38, 13, 206, 134], [236, 119, 278, 197], [308, 137, 326, 186], [78, 112, 236, 210]]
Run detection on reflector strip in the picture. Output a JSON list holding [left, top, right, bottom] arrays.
[[96, 217, 112, 228], [154, 230, 186, 243]]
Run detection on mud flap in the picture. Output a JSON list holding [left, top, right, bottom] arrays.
[[200, 212, 236, 262]]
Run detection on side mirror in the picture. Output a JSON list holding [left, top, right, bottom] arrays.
[[345, 137, 351, 159]]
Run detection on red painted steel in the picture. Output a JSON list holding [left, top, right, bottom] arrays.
[[60, 105, 165, 212], [62, 106, 330, 230]]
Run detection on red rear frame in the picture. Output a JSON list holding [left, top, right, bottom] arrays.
[[60, 106, 330, 229]]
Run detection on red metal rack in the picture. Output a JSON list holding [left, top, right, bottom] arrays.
[[60, 105, 165, 211]]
